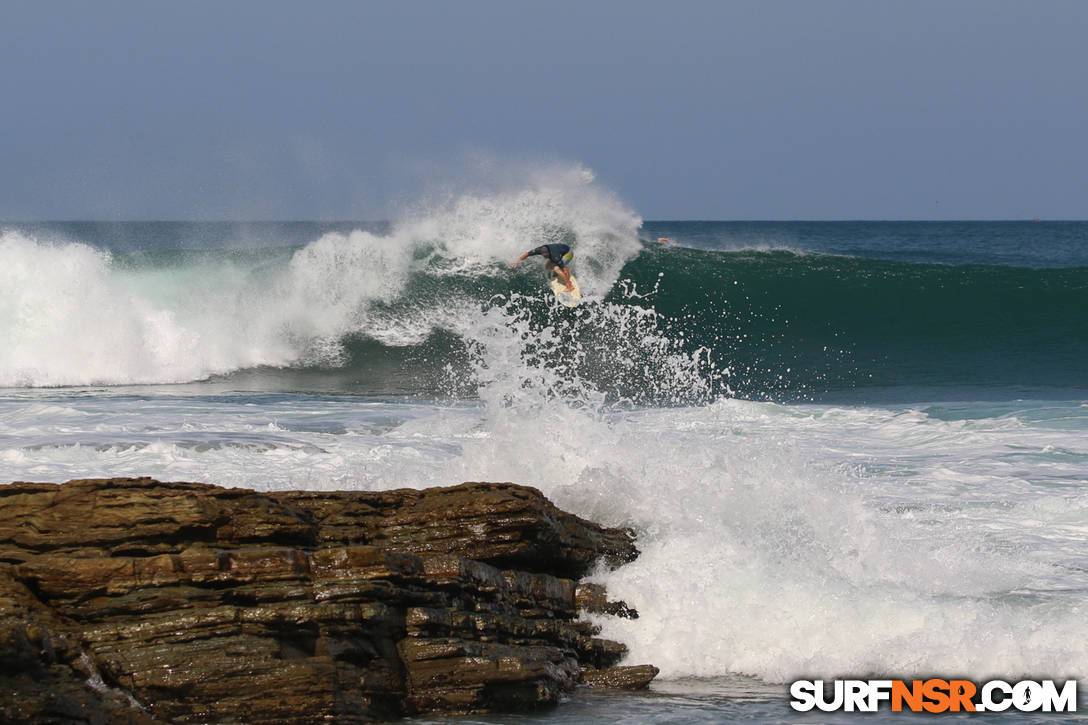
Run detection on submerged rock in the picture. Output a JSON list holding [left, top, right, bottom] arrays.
[[581, 664, 661, 690], [0, 478, 655, 722]]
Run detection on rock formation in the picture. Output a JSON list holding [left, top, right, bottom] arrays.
[[0, 478, 656, 723]]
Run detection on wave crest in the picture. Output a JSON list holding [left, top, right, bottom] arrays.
[[0, 163, 643, 388]]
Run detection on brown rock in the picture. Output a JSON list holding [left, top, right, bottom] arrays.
[[0, 567, 158, 724], [575, 581, 639, 619], [580, 664, 661, 690], [0, 478, 655, 722], [274, 481, 640, 578]]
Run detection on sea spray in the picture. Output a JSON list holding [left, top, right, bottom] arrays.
[[441, 336, 1088, 682], [392, 161, 642, 296], [0, 231, 232, 386], [451, 290, 718, 408], [0, 229, 400, 386], [588, 401, 1088, 682]]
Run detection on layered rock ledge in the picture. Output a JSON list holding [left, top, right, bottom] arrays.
[[0, 477, 656, 723]]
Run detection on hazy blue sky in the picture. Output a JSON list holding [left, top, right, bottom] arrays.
[[3, 0, 1086, 220]]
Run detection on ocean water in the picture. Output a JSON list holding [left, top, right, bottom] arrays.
[[2, 169, 1086, 722]]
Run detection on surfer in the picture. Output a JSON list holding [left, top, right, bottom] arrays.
[[509, 243, 574, 291]]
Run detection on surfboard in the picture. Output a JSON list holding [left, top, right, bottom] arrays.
[[549, 274, 582, 307]]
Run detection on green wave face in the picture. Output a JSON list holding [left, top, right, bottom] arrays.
[[612, 246, 1088, 400], [225, 245, 1088, 403]]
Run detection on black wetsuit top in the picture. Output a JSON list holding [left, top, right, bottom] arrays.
[[527, 244, 571, 268]]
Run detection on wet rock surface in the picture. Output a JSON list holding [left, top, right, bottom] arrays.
[[0, 478, 654, 722]]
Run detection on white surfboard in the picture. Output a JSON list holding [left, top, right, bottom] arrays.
[[550, 274, 582, 307]]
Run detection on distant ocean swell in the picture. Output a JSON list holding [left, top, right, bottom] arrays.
[[2, 226, 1085, 399]]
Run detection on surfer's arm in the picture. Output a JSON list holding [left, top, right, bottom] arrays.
[[510, 245, 550, 268], [510, 247, 546, 268]]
